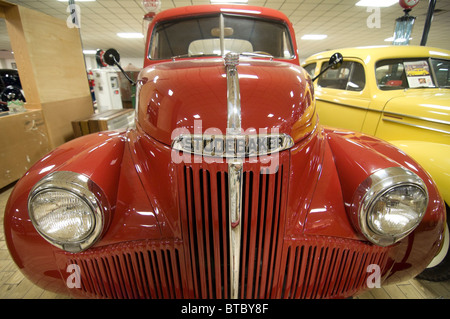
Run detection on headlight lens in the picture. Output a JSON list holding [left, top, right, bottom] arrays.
[[354, 167, 428, 246], [30, 190, 95, 242], [28, 171, 104, 252], [368, 185, 428, 235]]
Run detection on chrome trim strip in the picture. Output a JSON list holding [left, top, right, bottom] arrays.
[[225, 52, 242, 299], [383, 111, 450, 126], [171, 133, 294, 157], [228, 160, 243, 299], [382, 118, 450, 135], [316, 97, 450, 127], [219, 14, 225, 56], [315, 98, 369, 112]]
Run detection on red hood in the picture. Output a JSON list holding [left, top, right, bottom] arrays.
[[136, 58, 316, 145]]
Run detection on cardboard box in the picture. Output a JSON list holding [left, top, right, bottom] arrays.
[[0, 110, 51, 188], [72, 109, 135, 137]]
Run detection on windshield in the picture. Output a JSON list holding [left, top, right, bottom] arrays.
[[149, 14, 294, 60], [375, 58, 450, 90]]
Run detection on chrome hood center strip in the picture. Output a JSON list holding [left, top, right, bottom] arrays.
[[225, 52, 243, 299]]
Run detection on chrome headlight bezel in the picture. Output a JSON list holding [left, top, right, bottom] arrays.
[[28, 171, 105, 253], [352, 167, 428, 247]]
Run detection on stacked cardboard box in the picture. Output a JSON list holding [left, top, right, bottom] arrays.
[[0, 110, 50, 188], [72, 109, 135, 137]]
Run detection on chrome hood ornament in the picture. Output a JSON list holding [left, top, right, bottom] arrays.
[[225, 52, 241, 135]]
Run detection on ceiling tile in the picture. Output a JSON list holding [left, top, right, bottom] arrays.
[[0, 0, 448, 60]]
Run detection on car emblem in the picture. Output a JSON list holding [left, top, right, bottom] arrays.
[[171, 133, 294, 158]]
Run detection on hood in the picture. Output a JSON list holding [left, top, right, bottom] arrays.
[[383, 89, 450, 124], [136, 58, 315, 146]]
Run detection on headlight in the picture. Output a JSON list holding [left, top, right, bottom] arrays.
[[28, 171, 105, 253], [352, 167, 428, 246]]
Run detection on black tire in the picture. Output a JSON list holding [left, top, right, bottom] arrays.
[[416, 204, 450, 282]]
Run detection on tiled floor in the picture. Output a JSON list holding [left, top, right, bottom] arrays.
[[1, 183, 449, 299]]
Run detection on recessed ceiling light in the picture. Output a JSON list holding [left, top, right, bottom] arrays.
[[301, 34, 328, 40], [384, 36, 413, 42], [117, 33, 144, 39], [355, 0, 398, 7], [210, 0, 248, 3], [83, 50, 97, 55]]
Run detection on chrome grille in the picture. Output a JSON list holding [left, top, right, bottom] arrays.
[[66, 241, 186, 299], [59, 152, 390, 299], [279, 238, 389, 299], [177, 153, 289, 299]]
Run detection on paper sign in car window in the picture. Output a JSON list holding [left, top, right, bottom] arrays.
[[404, 61, 434, 88]]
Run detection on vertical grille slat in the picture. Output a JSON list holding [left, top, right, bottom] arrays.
[[141, 249, 158, 298], [191, 167, 208, 298], [201, 169, 215, 298], [265, 165, 283, 298], [240, 170, 251, 298], [209, 170, 225, 299], [253, 170, 268, 298], [244, 169, 260, 298]]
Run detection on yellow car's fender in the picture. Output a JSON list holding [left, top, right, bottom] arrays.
[[389, 140, 450, 205]]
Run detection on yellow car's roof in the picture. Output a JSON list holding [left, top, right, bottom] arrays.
[[304, 45, 450, 65]]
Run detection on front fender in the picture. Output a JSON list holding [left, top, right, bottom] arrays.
[[389, 140, 450, 206], [324, 129, 445, 284], [4, 132, 127, 292]]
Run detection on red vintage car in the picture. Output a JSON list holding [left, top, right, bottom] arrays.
[[3, 4, 446, 299]]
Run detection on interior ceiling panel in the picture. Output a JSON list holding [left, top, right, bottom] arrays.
[[1, 0, 449, 60]]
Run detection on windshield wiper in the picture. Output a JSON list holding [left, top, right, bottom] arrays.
[[241, 52, 274, 60], [171, 53, 219, 61]]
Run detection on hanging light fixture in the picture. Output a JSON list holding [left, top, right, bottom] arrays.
[[392, 0, 420, 45]]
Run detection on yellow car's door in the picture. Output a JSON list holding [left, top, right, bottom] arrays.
[[314, 59, 371, 132]]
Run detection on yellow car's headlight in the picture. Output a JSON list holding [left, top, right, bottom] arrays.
[[352, 167, 428, 246]]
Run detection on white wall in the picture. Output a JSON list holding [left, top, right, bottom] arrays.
[[1, 55, 143, 72], [0, 58, 17, 69]]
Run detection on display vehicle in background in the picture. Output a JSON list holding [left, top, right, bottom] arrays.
[[0, 69, 25, 112], [304, 46, 450, 281], [3, 5, 446, 299]]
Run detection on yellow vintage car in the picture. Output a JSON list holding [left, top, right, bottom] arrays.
[[303, 45, 450, 281], [407, 67, 430, 76]]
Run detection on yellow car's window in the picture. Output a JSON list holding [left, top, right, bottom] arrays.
[[376, 58, 450, 90], [303, 63, 316, 78], [431, 59, 450, 88], [376, 60, 407, 90], [318, 61, 365, 91]]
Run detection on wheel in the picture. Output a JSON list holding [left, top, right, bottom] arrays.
[[416, 205, 450, 281]]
